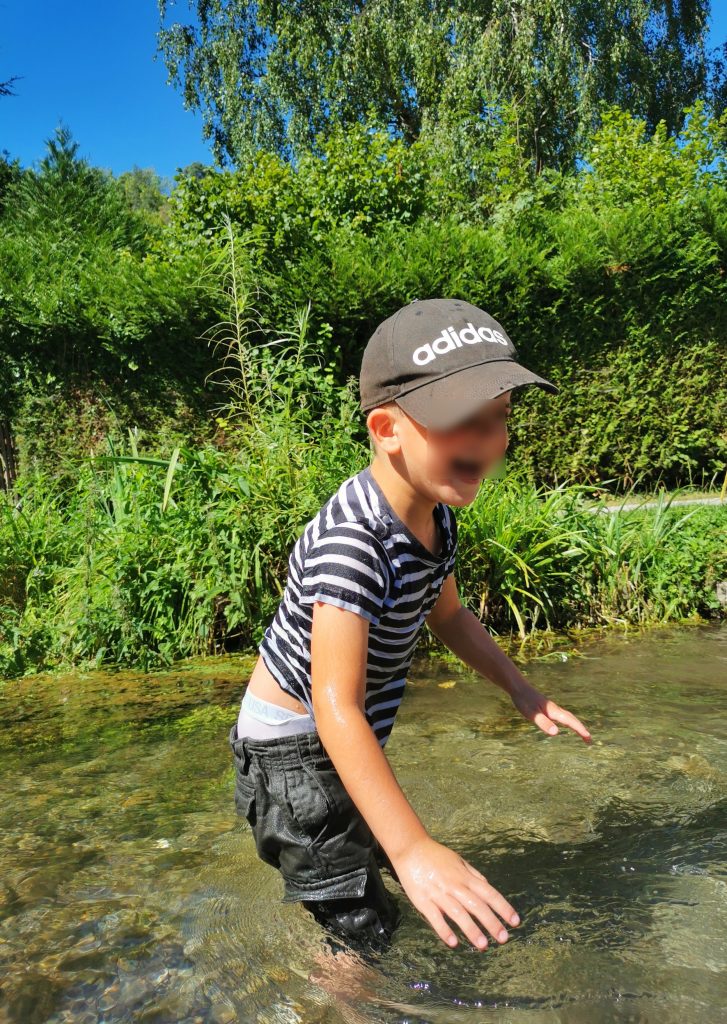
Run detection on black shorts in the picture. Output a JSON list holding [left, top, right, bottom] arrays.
[[228, 723, 403, 953]]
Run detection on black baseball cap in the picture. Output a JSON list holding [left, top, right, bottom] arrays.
[[359, 297, 559, 430]]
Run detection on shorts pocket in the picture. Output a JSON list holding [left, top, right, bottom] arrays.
[[309, 764, 357, 819], [234, 772, 257, 825], [282, 764, 333, 845]]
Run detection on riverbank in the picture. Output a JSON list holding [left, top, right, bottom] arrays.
[[1, 430, 725, 682]]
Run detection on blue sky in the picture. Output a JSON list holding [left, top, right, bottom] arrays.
[[2, 2, 726, 180], [1, 2, 213, 179]]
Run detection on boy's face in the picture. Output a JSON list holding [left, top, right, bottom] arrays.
[[370, 391, 513, 507]]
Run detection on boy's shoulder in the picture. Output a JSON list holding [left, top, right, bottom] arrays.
[[301, 466, 391, 557], [287, 466, 458, 626], [290, 468, 395, 624]]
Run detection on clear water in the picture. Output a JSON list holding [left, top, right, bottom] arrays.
[[0, 622, 725, 1023]]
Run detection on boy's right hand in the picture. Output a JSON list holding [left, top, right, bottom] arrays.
[[391, 836, 520, 950]]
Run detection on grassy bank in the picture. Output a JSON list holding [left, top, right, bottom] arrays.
[[1, 325, 724, 680]]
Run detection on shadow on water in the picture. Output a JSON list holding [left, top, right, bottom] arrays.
[[487, 791, 727, 942], [415, 794, 727, 1013], [0, 623, 725, 1023]]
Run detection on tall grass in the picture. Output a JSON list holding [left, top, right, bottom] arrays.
[[457, 475, 724, 639], [0, 432, 723, 679]]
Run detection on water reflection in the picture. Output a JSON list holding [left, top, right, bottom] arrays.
[[0, 624, 725, 1023]]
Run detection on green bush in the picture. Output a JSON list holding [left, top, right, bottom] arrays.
[[2, 104, 726, 492], [0, 127, 216, 427]]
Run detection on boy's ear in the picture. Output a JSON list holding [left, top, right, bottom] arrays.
[[366, 404, 401, 454]]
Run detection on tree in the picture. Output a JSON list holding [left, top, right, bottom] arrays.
[[178, 160, 213, 179], [8, 124, 147, 251], [116, 166, 171, 215], [156, 0, 726, 172], [0, 151, 22, 215], [0, 75, 20, 97]]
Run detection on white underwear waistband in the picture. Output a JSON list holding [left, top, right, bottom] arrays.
[[237, 687, 317, 739]]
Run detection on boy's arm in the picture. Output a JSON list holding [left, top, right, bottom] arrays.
[[310, 599, 430, 863], [426, 574, 592, 743], [310, 598, 520, 950]]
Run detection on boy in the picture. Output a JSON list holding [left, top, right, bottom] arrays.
[[229, 297, 592, 957]]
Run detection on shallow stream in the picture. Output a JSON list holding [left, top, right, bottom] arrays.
[[1, 623, 725, 1023]]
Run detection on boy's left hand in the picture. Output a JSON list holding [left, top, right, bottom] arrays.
[[508, 678, 592, 744]]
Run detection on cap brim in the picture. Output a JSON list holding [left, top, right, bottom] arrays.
[[394, 360, 559, 430]]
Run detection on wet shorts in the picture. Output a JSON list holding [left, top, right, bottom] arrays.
[[228, 723, 402, 953]]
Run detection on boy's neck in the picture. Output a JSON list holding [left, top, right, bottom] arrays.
[[368, 455, 438, 542]]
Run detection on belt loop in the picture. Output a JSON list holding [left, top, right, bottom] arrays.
[[241, 736, 252, 773], [231, 723, 253, 773], [301, 729, 314, 761]]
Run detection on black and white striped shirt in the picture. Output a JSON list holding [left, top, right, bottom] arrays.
[[258, 465, 458, 748]]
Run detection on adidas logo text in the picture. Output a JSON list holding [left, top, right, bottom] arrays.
[[412, 322, 509, 365]]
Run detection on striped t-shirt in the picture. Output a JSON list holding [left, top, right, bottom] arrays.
[[257, 465, 458, 748]]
